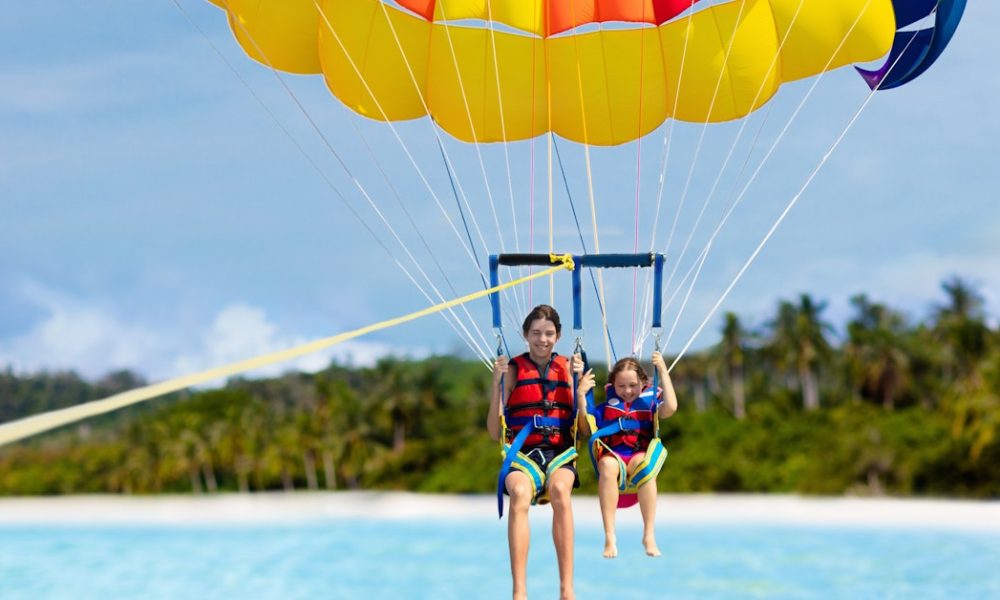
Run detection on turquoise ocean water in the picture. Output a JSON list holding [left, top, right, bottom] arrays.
[[2, 516, 998, 599]]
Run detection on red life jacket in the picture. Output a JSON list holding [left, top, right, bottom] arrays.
[[506, 353, 575, 449], [598, 386, 658, 450]]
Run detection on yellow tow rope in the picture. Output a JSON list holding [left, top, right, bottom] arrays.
[[0, 257, 574, 448]]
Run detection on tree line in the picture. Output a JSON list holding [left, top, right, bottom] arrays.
[[1, 277, 998, 497]]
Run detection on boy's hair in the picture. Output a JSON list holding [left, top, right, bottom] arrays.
[[521, 304, 562, 335], [609, 357, 650, 387]]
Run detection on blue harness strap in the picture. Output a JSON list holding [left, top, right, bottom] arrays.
[[496, 415, 576, 518]]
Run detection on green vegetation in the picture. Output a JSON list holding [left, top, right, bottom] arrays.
[[1, 278, 998, 498]]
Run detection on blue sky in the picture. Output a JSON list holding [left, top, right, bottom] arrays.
[[2, 1, 998, 381]]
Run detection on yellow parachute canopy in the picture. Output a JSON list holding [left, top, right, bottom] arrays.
[[210, 0, 894, 145]]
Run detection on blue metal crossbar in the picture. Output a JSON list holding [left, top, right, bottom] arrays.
[[488, 253, 665, 336]]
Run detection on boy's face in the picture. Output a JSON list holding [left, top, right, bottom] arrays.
[[524, 318, 560, 360]]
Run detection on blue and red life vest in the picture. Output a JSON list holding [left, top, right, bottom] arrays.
[[505, 353, 575, 449], [596, 385, 658, 451]]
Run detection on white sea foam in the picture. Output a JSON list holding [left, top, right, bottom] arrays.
[[0, 492, 997, 532]]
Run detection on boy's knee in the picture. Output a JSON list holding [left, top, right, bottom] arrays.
[[547, 476, 573, 504], [507, 481, 533, 507]]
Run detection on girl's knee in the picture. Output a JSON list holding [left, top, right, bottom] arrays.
[[626, 452, 647, 476], [598, 457, 620, 478], [597, 456, 619, 475]]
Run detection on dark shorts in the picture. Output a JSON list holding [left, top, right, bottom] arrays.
[[504, 445, 580, 493]]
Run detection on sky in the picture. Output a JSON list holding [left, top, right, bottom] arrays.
[[1, 1, 998, 382]]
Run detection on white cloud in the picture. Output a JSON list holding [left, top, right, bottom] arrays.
[[0, 285, 425, 384], [0, 284, 159, 379], [170, 303, 419, 383]]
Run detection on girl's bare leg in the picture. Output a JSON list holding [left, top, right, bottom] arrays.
[[596, 456, 621, 558], [505, 471, 533, 600], [629, 454, 661, 557], [547, 468, 576, 600]]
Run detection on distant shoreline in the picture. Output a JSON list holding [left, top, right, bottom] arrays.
[[0, 492, 997, 532]]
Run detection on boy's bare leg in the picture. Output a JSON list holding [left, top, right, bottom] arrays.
[[505, 471, 533, 600], [547, 468, 576, 600], [597, 456, 621, 558]]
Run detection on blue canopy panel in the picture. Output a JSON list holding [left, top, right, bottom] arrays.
[[857, 0, 966, 90]]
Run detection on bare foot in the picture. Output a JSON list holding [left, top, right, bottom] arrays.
[[643, 536, 661, 557], [559, 588, 575, 600], [603, 535, 618, 559]]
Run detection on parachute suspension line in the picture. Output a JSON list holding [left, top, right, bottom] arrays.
[[314, 4, 483, 272], [177, 0, 490, 364], [437, 134, 524, 331], [657, 0, 752, 307], [643, 0, 760, 352], [548, 131, 555, 305], [636, 101, 777, 355], [484, 0, 528, 314], [372, 7, 524, 324], [431, 134, 521, 331], [434, 136, 485, 291], [647, 0, 780, 350], [0, 261, 572, 449], [528, 15, 540, 307], [568, 1, 613, 369], [545, 2, 555, 306], [668, 0, 887, 362], [552, 138, 619, 363], [322, 0, 524, 328], [640, 0, 805, 354], [652, 1, 810, 353], [645, 5, 700, 267], [670, 81, 887, 371], [349, 117, 494, 358], [634, 4, 700, 358], [630, 2, 651, 356], [435, 4, 526, 318]]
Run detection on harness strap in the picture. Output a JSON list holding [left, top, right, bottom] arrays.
[[506, 416, 573, 429], [497, 421, 536, 518], [512, 377, 571, 389], [593, 418, 650, 431]]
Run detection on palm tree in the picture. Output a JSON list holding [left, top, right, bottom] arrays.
[[767, 294, 833, 411], [672, 353, 710, 412], [844, 294, 911, 410], [716, 312, 749, 419], [933, 276, 991, 379], [372, 358, 421, 453]]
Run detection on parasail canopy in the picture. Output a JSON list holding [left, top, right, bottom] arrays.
[[209, 0, 906, 145]]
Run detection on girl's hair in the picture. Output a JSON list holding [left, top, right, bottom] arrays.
[[609, 357, 650, 387], [522, 304, 562, 335]]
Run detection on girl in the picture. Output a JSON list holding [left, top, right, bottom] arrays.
[[578, 352, 678, 558]]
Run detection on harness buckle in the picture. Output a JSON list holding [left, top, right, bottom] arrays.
[[526, 447, 548, 467], [541, 398, 554, 411], [532, 415, 558, 438]]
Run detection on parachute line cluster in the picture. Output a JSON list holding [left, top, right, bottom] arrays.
[[177, 0, 961, 377]]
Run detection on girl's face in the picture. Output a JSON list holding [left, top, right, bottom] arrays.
[[524, 318, 560, 361], [612, 368, 643, 403]]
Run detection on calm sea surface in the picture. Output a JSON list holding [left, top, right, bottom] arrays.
[[1, 515, 998, 599]]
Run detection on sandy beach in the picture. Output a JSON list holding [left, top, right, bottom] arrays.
[[0, 492, 997, 532]]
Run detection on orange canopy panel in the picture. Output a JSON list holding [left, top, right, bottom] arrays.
[[394, 0, 701, 36]]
